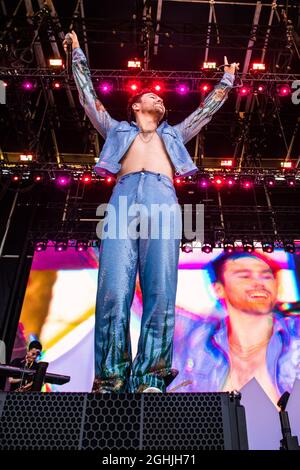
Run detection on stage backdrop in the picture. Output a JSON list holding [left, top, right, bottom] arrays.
[[16, 247, 300, 405]]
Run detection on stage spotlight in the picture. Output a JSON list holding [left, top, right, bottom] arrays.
[[81, 172, 92, 184], [202, 243, 213, 254], [76, 240, 89, 252], [11, 173, 21, 182], [174, 177, 182, 186], [99, 82, 113, 94], [200, 83, 212, 93], [181, 242, 193, 253], [198, 175, 210, 188], [152, 82, 164, 93], [56, 174, 71, 186], [238, 86, 251, 96], [254, 84, 265, 94], [22, 80, 34, 91], [265, 175, 276, 187], [225, 176, 235, 187], [105, 176, 114, 184], [286, 176, 296, 187], [262, 240, 274, 253], [34, 240, 47, 252], [284, 240, 295, 254], [33, 174, 44, 183], [52, 81, 61, 90], [240, 176, 253, 189], [55, 240, 68, 252], [243, 240, 254, 253], [277, 84, 291, 97], [213, 176, 223, 186], [224, 240, 235, 253], [176, 84, 189, 95], [127, 81, 141, 93]]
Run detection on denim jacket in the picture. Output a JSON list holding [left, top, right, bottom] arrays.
[[72, 47, 235, 177]]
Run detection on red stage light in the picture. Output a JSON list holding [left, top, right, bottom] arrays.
[[226, 176, 235, 186], [153, 82, 163, 93], [128, 81, 141, 93], [214, 177, 223, 186], [277, 84, 291, 97], [11, 175, 21, 182], [240, 177, 253, 189], [105, 176, 114, 184], [34, 174, 43, 183], [174, 177, 182, 185], [200, 83, 212, 93], [254, 84, 266, 94], [81, 172, 92, 184], [239, 86, 251, 96], [53, 81, 61, 89]]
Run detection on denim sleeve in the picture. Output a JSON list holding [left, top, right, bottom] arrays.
[[173, 72, 235, 144], [72, 47, 119, 138]]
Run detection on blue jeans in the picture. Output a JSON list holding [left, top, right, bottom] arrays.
[[93, 170, 181, 392]]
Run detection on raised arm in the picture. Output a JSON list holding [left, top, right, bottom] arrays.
[[63, 31, 119, 139], [174, 58, 238, 144]]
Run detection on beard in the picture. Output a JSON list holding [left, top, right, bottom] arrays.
[[228, 295, 275, 315]]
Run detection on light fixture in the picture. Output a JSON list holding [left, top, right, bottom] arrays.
[[243, 240, 254, 253], [55, 240, 68, 252], [283, 240, 295, 254], [75, 240, 89, 252], [202, 243, 213, 254], [224, 240, 235, 253], [262, 240, 274, 253], [181, 242, 193, 253], [34, 240, 48, 252], [176, 84, 189, 95]]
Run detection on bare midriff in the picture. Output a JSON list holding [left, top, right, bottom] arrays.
[[116, 132, 174, 181]]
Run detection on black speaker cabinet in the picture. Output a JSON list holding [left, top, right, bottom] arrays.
[[0, 392, 248, 450]]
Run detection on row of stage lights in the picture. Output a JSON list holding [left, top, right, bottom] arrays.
[[6, 171, 299, 188], [32, 238, 296, 254], [2, 79, 293, 97], [181, 240, 296, 254]]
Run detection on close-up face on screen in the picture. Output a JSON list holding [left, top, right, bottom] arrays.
[[16, 247, 300, 405]]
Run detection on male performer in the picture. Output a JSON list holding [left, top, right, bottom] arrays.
[[8, 340, 42, 392], [64, 31, 239, 393]]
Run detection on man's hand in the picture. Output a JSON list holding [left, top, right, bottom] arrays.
[[224, 56, 239, 75], [63, 30, 80, 52]]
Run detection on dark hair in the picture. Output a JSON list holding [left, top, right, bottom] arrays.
[[127, 88, 159, 121], [28, 340, 42, 352], [209, 251, 280, 284]]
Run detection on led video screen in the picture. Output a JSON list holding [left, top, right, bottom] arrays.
[[16, 247, 300, 404]]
